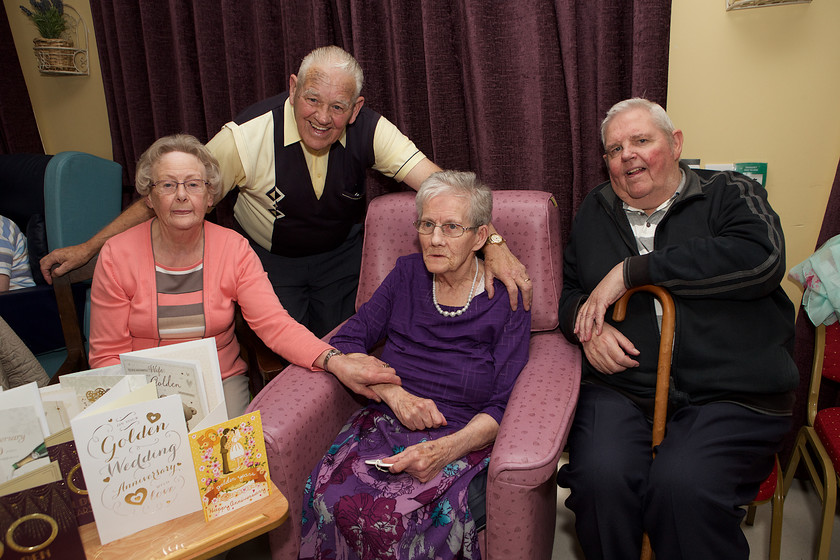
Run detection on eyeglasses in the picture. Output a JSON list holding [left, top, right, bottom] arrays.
[[152, 179, 209, 195], [413, 220, 478, 238]]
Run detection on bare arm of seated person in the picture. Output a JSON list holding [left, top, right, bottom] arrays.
[[381, 412, 499, 483], [40, 198, 155, 283], [314, 350, 401, 402], [0, 274, 9, 292], [402, 158, 532, 312]]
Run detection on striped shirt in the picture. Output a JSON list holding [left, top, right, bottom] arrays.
[[155, 261, 206, 340], [0, 215, 35, 289], [622, 171, 685, 325]]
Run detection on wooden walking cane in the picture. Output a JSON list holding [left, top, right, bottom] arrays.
[[612, 285, 675, 560]]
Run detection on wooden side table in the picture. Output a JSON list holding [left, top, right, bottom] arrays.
[[80, 483, 288, 560]]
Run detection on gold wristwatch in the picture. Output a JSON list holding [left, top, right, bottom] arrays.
[[485, 233, 505, 247]]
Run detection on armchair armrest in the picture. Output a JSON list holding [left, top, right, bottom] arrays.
[[234, 304, 288, 396], [246, 359, 365, 560], [484, 331, 581, 559]]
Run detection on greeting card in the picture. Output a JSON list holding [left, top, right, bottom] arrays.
[[70, 382, 200, 544], [120, 354, 209, 431], [45, 427, 94, 526], [59, 365, 148, 409], [0, 407, 49, 483], [39, 384, 82, 434], [0, 382, 49, 438], [121, 339, 226, 423], [188, 411, 271, 521], [0, 461, 86, 560]]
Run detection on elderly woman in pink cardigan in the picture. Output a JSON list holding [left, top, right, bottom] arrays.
[[89, 134, 398, 417]]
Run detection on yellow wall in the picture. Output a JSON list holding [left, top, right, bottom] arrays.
[[5, 1, 838, 307], [3, 0, 110, 158], [668, 0, 840, 306]]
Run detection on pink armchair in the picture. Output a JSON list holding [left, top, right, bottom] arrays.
[[246, 190, 581, 559]]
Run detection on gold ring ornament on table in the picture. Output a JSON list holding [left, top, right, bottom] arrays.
[[66, 463, 88, 495], [5, 512, 59, 553]]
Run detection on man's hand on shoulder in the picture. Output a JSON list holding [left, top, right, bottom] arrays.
[[40, 242, 94, 285], [483, 239, 532, 311]]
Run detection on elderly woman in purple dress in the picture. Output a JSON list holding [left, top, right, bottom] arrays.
[[298, 171, 531, 560]]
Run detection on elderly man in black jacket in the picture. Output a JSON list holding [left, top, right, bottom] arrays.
[[557, 98, 798, 560]]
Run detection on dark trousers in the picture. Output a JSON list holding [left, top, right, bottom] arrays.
[[249, 225, 363, 339], [557, 383, 791, 560]]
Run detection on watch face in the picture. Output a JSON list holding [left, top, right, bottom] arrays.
[[489, 234, 503, 244]]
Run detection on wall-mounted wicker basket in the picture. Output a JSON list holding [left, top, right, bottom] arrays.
[[32, 4, 88, 75], [726, 0, 811, 9]]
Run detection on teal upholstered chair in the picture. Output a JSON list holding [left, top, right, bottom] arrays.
[[44, 151, 123, 251], [42, 151, 123, 374]]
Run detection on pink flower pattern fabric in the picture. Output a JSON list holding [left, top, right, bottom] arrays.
[[299, 407, 490, 560]]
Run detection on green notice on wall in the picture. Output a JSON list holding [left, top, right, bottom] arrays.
[[734, 162, 768, 188]]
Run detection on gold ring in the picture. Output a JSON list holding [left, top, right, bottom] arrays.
[[67, 463, 88, 495], [382, 363, 390, 368], [6, 513, 59, 553]]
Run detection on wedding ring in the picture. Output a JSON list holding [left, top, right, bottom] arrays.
[[6, 513, 59, 553], [67, 463, 88, 495]]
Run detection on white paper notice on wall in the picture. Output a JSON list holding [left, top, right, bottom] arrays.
[[705, 163, 736, 171]]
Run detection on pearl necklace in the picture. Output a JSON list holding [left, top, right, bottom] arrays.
[[433, 256, 479, 318]]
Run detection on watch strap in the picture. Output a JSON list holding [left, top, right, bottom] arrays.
[[322, 348, 343, 373]]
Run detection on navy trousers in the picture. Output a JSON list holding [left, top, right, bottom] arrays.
[[250, 224, 363, 339], [557, 383, 791, 560]]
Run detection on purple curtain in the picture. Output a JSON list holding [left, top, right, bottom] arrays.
[[787, 157, 840, 460], [0, 7, 43, 154], [89, 0, 671, 234]]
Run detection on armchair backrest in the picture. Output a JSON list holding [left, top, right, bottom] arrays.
[[357, 190, 562, 331], [44, 151, 123, 251]]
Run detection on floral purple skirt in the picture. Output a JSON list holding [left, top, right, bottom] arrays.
[[299, 405, 491, 560]]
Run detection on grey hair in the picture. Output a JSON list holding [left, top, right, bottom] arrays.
[[415, 170, 493, 227], [600, 98, 676, 149], [135, 134, 222, 200], [297, 45, 364, 99]]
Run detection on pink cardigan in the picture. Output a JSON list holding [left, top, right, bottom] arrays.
[[89, 220, 331, 379]]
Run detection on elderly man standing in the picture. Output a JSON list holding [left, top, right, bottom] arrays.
[[42, 46, 529, 338], [556, 98, 798, 559]]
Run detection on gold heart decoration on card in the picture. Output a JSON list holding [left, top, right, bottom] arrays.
[[124, 488, 147, 506], [147, 412, 161, 423], [86, 387, 107, 402]]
